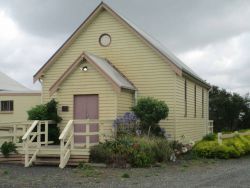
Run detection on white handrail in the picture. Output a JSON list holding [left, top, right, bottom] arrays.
[[59, 119, 114, 168], [22, 120, 39, 140], [22, 120, 51, 167], [59, 120, 74, 169], [59, 120, 73, 140]]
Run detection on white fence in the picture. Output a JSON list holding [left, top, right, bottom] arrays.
[[218, 131, 250, 145]]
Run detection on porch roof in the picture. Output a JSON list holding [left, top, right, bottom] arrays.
[[49, 52, 136, 95]]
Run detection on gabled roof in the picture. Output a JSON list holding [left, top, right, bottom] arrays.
[[34, 1, 210, 88], [49, 52, 136, 95], [0, 70, 30, 92]]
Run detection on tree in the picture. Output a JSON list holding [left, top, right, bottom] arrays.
[[27, 99, 62, 144], [209, 86, 250, 132], [132, 97, 169, 136]]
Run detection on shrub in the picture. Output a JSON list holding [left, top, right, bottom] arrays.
[[27, 99, 62, 144], [152, 138, 173, 162], [1, 142, 17, 157], [89, 144, 111, 163], [169, 140, 184, 151], [89, 136, 173, 167], [192, 135, 250, 159], [122, 173, 130, 178], [129, 137, 155, 167], [113, 112, 138, 136], [132, 97, 169, 136], [224, 136, 248, 155], [202, 133, 216, 141]]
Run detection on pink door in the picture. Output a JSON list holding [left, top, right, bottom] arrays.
[[74, 95, 99, 144]]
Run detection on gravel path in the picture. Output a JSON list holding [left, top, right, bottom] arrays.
[[0, 156, 250, 188]]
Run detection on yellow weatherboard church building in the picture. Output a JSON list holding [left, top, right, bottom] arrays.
[[34, 2, 212, 142]]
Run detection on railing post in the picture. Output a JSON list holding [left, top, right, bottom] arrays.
[[24, 136, 29, 167], [218, 132, 222, 145], [86, 119, 90, 149], [99, 121, 103, 143], [45, 121, 48, 147], [60, 138, 64, 167], [59, 119, 74, 168], [37, 122, 41, 148], [13, 124, 17, 144], [71, 125, 74, 150]]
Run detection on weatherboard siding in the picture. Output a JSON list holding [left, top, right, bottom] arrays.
[[41, 9, 176, 138], [56, 61, 117, 139], [117, 89, 134, 116], [175, 75, 208, 141], [0, 95, 41, 123]]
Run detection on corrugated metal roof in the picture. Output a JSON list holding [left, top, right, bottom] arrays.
[[0, 70, 30, 92], [34, 2, 209, 87], [86, 52, 136, 90], [116, 9, 208, 85]]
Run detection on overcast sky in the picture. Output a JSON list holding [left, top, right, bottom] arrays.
[[0, 0, 249, 95]]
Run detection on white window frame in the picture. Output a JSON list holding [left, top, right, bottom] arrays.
[[0, 100, 14, 112]]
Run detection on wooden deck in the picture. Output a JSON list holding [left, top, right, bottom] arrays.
[[0, 120, 109, 168]]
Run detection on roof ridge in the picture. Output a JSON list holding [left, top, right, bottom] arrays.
[[85, 52, 136, 89], [34, 1, 210, 88], [0, 70, 30, 91]]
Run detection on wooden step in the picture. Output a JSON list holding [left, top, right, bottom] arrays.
[[34, 155, 89, 166], [34, 160, 59, 166], [0, 154, 24, 164]]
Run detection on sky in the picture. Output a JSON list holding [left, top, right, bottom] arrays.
[[0, 0, 249, 95]]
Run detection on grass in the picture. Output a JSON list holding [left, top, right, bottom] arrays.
[[3, 170, 9, 175], [75, 163, 102, 177], [121, 173, 130, 178]]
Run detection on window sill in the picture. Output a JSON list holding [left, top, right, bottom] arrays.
[[0, 111, 14, 114]]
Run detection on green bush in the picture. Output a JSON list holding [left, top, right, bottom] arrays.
[[1, 142, 17, 157], [153, 138, 173, 162], [27, 99, 62, 144], [193, 135, 250, 159], [202, 133, 216, 141], [90, 136, 173, 167], [132, 97, 169, 136], [90, 144, 112, 163]]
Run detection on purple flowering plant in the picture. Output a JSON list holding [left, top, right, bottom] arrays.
[[113, 112, 139, 136]]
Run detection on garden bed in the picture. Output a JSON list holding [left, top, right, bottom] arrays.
[[193, 134, 250, 159]]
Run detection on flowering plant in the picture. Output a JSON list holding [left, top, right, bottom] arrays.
[[113, 112, 139, 136]]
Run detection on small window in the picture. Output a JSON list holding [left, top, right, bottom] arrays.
[[99, 33, 111, 47], [184, 79, 187, 117], [0, 100, 14, 112]]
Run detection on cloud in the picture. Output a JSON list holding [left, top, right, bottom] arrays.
[[0, 9, 62, 90], [2, 0, 250, 52], [0, 0, 250, 95], [0, 0, 101, 38], [178, 32, 250, 94]]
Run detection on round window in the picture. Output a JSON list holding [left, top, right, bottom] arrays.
[[99, 33, 111, 47]]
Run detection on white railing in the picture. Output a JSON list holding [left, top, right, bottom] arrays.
[[59, 120, 74, 169], [218, 130, 250, 145], [0, 121, 31, 146], [22, 120, 51, 167], [59, 119, 113, 168], [208, 120, 214, 134]]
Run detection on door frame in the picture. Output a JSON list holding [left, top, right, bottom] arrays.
[[73, 94, 99, 120]]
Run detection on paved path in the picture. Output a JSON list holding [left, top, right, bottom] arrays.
[[0, 156, 249, 188]]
